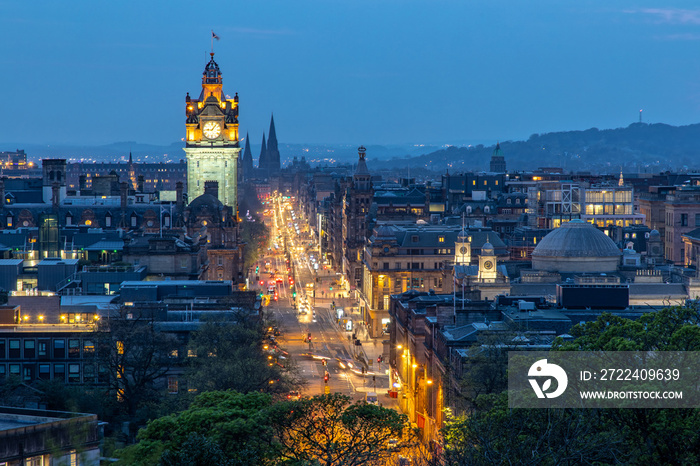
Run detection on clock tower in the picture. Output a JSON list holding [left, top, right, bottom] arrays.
[[454, 227, 471, 265], [184, 53, 241, 209], [478, 239, 498, 282]]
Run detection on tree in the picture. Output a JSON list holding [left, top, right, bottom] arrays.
[[440, 306, 700, 465], [552, 306, 700, 464], [186, 313, 303, 395], [115, 391, 277, 466], [441, 393, 626, 466], [95, 307, 180, 420], [269, 393, 413, 466]]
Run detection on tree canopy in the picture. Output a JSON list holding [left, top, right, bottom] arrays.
[[441, 305, 700, 465], [116, 391, 414, 466]]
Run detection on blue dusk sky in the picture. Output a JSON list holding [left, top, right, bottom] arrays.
[[2, 1, 700, 146]]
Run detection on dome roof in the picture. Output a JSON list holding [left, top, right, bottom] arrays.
[[649, 229, 660, 237], [532, 220, 621, 258], [188, 192, 223, 215]]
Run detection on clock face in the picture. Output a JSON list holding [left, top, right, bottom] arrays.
[[203, 121, 221, 139], [459, 246, 467, 254], [484, 260, 493, 270]]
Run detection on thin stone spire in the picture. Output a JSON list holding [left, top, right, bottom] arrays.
[[267, 113, 280, 172], [258, 132, 267, 170]]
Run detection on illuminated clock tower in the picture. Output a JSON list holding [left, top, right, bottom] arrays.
[[184, 53, 241, 208]]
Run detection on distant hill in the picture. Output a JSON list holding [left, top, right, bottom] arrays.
[[7, 122, 700, 173], [372, 123, 700, 174]]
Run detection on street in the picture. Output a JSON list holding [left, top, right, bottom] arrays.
[[251, 196, 397, 408]]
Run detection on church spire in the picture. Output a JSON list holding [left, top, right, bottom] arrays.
[[267, 114, 280, 172], [258, 132, 267, 170], [242, 132, 253, 179]]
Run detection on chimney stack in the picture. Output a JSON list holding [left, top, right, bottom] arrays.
[[204, 180, 219, 199]]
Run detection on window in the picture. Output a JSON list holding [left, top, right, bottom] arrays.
[[131, 214, 137, 227], [180, 258, 188, 269], [217, 256, 224, 266], [23, 366, 34, 382], [24, 340, 35, 358], [438, 236, 445, 243], [383, 295, 390, 310], [168, 376, 179, 394], [0, 365, 5, 379], [38, 340, 48, 357], [105, 215, 112, 227], [682, 214, 688, 226], [383, 262, 389, 270], [9, 340, 20, 358], [83, 340, 95, 355], [695, 213, 700, 227], [68, 364, 80, 383], [9, 364, 20, 377], [38, 364, 50, 380], [395, 262, 401, 269], [84, 363, 96, 383], [54, 339, 65, 358], [68, 339, 80, 358], [0, 340, 5, 359], [412, 235, 419, 243]]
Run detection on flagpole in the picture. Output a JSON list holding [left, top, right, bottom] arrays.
[[211, 30, 214, 53]]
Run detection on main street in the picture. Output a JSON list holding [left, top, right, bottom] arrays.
[[252, 197, 396, 407]]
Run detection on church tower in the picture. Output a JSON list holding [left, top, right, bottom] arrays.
[[454, 227, 471, 265], [489, 142, 506, 173], [184, 53, 241, 208]]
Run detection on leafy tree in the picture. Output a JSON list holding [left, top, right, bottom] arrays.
[[95, 307, 180, 420], [269, 393, 413, 466], [553, 305, 700, 464], [441, 394, 626, 466], [115, 391, 279, 466], [440, 306, 700, 465], [186, 313, 303, 395]]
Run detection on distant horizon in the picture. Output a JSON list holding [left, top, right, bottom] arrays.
[[5, 118, 689, 151]]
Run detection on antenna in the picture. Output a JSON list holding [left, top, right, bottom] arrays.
[[639, 109, 643, 123]]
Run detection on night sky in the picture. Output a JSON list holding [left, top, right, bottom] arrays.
[[2, 1, 700, 146]]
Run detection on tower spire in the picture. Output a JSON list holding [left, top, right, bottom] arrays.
[[242, 132, 253, 179], [258, 132, 267, 170], [267, 113, 280, 172]]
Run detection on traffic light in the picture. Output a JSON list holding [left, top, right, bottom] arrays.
[[324, 371, 329, 382], [292, 291, 297, 298], [377, 355, 383, 363], [329, 286, 333, 291], [255, 266, 259, 273], [322, 359, 327, 366]]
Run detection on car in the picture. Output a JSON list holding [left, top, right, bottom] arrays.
[[287, 390, 301, 400], [365, 392, 378, 405]]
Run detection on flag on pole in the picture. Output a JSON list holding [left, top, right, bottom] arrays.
[[212, 31, 220, 40]]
